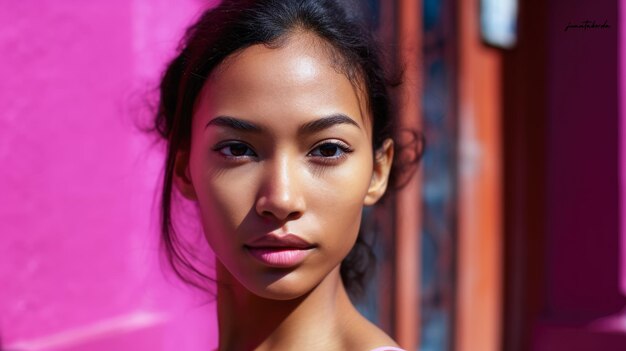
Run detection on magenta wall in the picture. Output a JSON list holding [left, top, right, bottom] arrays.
[[544, 0, 621, 317], [0, 1, 218, 350], [621, 0, 626, 298], [532, 0, 626, 349]]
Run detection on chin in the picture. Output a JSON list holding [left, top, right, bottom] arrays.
[[250, 286, 310, 301], [235, 268, 325, 301]]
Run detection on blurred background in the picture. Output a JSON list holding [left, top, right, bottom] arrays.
[[0, 0, 623, 350]]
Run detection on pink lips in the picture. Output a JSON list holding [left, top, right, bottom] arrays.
[[245, 234, 315, 268]]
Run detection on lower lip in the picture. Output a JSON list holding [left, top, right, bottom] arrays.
[[245, 247, 313, 268]]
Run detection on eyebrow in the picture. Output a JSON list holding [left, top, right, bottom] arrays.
[[204, 114, 360, 134], [298, 114, 360, 134], [205, 116, 264, 132]]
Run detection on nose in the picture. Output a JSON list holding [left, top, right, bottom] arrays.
[[255, 154, 305, 222]]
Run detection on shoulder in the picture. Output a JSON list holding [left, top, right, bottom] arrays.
[[343, 314, 402, 351], [367, 347, 407, 351]]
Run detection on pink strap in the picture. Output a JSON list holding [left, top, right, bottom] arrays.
[[369, 347, 406, 351]]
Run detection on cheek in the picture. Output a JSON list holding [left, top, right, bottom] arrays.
[[308, 154, 373, 248], [207, 172, 256, 223], [189, 160, 257, 250]]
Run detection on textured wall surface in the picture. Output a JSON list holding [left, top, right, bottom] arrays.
[[0, 1, 218, 350]]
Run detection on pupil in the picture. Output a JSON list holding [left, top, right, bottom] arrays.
[[320, 144, 338, 157], [230, 144, 247, 156]]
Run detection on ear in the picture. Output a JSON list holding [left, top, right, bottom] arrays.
[[174, 150, 197, 201], [364, 138, 394, 206]]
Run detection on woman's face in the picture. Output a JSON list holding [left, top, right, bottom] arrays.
[[176, 32, 392, 300]]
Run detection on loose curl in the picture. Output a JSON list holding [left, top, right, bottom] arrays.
[[153, 0, 423, 300]]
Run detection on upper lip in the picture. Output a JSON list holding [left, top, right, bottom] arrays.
[[245, 233, 315, 249]]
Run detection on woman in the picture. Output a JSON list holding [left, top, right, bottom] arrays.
[[154, 0, 420, 349]]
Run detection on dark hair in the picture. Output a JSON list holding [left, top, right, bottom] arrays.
[[153, 0, 422, 299]]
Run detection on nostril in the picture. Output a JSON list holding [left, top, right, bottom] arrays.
[[260, 209, 302, 222], [286, 211, 303, 221]]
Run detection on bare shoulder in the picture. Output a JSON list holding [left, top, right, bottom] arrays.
[[342, 313, 401, 351]]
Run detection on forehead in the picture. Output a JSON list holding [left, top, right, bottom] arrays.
[[194, 32, 372, 134]]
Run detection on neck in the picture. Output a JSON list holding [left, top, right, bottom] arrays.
[[216, 263, 359, 351]]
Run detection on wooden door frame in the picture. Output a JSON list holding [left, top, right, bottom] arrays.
[[455, 0, 504, 350]]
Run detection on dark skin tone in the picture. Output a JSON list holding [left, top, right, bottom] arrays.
[[175, 31, 398, 351]]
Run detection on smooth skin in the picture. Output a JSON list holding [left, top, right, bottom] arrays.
[[174, 31, 397, 351]]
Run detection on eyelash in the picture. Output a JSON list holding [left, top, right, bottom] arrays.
[[212, 141, 257, 159], [308, 140, 353, 162], [211, 140, 354, 162]]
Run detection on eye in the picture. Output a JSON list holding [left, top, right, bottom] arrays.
[[308, 141, 353, 159], [214, 142, 257, 158]]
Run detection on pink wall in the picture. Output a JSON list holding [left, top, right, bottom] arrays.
[[0, 1, 218, 350]]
